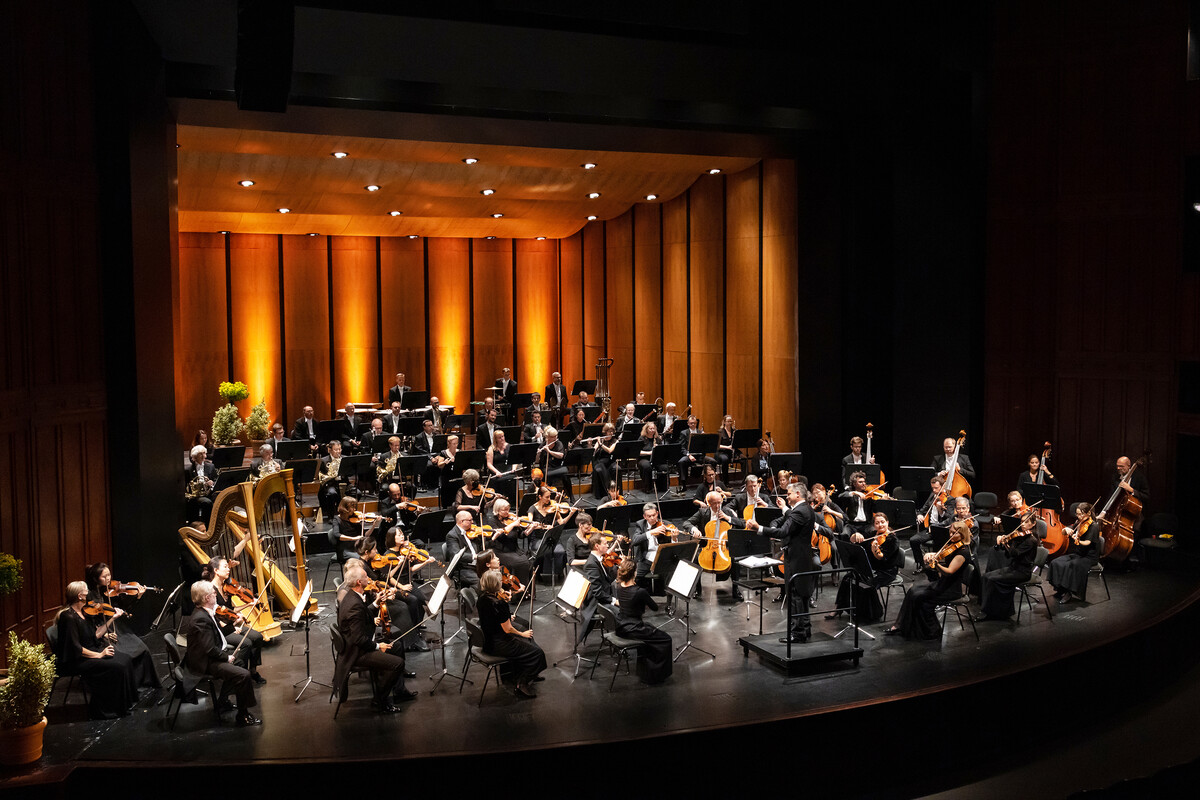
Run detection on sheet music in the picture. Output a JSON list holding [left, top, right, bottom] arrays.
[[737, 556, 782, 569], [668, 560, 700, 596], [558, 569, 590, 609]]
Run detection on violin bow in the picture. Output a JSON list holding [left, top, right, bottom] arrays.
[[229, 577, 273, 662]]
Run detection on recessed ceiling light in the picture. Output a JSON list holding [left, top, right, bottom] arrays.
[[581, 163, 597, 170], [708, 168, 722, 175], [462, 157, 478, 165], [218, 230, 229, 235], [365, 184, 381, 192], [277, 208, 290, 214], [388, 210, 402, 217], [492, 213, 504, 218], [238, 179, 255, 187], [587, 215, 597, 221], [408, 235, 419, 239], [307, 232, 319, 237], [1193, 202, 1200, 212], [645, 194, 658, 201], [175, 143, 181, 149], [485, 236, 497, 240], [480, 188, 495, 196], [587, 192, 601, 199], [331, 151, 348, 158], [536, 236, 546, 241]]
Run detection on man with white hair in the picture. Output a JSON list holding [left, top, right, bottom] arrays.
[[333, 565, 415, 712], [185, 445, 217, 519], [184, 580, 259, 725]]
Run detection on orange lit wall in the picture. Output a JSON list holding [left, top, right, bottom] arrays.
[[229, 234, 281, 427], [332, 236, 379, 407]]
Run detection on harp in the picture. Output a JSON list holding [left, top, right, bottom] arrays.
[[178, 469, 318, 637]]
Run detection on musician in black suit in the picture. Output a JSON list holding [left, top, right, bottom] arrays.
[[577, 533, 616, 643], [837, 471, 877, 538], [1110, 455, 1150, 503], [931, 437, 976, 490], [340, 403, 364, 451], [333, 565, 415, 712], [614, 403, 640, 437], [675, 415, 713, 490], [684, 490, 755, 601], [629, 502, 667, 588], [183, 581, 259, 725], [264, 423, 289, 454], [476, 408, 499, 450], [185, 445, 218, 521], [842, 436, 872, 467], [423, 396, 445, 432], [544, 372, 568, 422], [410, 419, 439, 489], [360, 418, 386, 454], [387, 373, 411, 407], [764, 482, 815, 643], [572, 391, 596, 415], [522, 408, 546, 444], [525, 392, 548, 424], [292, 405, 319, 447], [250, 444, 282, 477], [382, 401, 405, 435], [657, 402, 681, 442], [444, 510, 482, 589], [494, 367, 518, 407]]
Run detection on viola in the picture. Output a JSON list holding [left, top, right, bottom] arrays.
[[82, 600, 120, 618], [646, 521, 680, 543], [469, 486, 499, 500], [500, 566, 525, 594], [223, 578, 256, 605], [348, 512, 381, 525], [601, 550, 624, 569], [369, 552, 402, 570], [215, 605, 241, 624], [398, 542, 443, 566], [106, 579, 162, 596]]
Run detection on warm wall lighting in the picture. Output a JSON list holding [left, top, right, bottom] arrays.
[[485, 236, 497, 240], [645, 194, 658, 200], [408, 235, 419, 239], [586, 215, 597, 221], [307, 232, 319, 237], [587, 192, 601, 199], [581, 163, 597, 170], [238, 179, 256, 187], [365, 184, 381, 192], [278, 208, 290, 213], [480, 188, 495, 196], [218, 230, 230, 235], [462, 157, 478, 164], [536, 236, 546, 240], [708, 168, 722, 175], [331, 151, 348, 158], [388, 210, 403, 216], [492, 213, 504, 218]]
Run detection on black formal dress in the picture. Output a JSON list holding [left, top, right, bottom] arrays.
[[614, 583, 673, 684], [85, 589, 161, 688], [715, 428, 736, 481], [835, 533, 902, 623], [477, 593, 545, 684], [56, 609, 137, 719], [1047, 526, 1100, 598], [590, 438, 618, 499], [484, 513, 534, 585], [333, 590, 407, 704], [637, 435, 664, 494], [980, 533, 1037, 619], [181, 606, 256, 712], [540, 439, 572, 500], [893, 544, 971, 639]]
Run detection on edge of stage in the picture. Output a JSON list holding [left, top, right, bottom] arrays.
[[5, 542, 1200, 799]]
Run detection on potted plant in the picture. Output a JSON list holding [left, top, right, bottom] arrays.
[[0, 553, 21, 597], [245, 397, 272, 447], [211, 381, 249, 446], [0, 632, 56, 765]]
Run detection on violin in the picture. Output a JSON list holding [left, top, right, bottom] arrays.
[[500, 566, 525, 594], [82, 600, 120, 618], [369, 552, 402, 571], [601, 550, 624, 569], [106, 579, 162, 596], [469, 486, 499, 500], [348, 512, 382, 525], [398, 542, 442, 566], [222, 578, 256, 605], [646, 522, 680, 543], [214, 605, 241, 624], [466, 524, 495, 539], [925, 538, 966, 568]]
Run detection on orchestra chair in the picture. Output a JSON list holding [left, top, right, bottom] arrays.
[[936, 562, 979, 641], [329, 623, 378, 719], [460, 619, 509, 706], [879, 574, 908, 621], [44, 625, 89, 709], [1138, 512, 1179, 567], [162, 633, 223, 730], [588, 603, 641, 692], [1085, 561, 1110, 602], [972, 492, 998, 514], [1015, 546, 1052, 623]]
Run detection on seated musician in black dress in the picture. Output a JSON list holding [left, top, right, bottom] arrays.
[[636, 422, 663, 494], [589, 422, 618, 499], [477, 569, 545, 698], [980, 513, 1038, 621], [886, 521, 973, 639], [1047, 503, 1100, 604], [483, 497, 535, 586], [830, 511, 902, 623], [55, 581, 138, 719], [613, 558, 673, 684], [84, 562, 160, 689]]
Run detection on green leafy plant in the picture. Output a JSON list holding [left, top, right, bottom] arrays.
[[0, 632, 56, 729], [211, 402, 245, 446], [0, 554, 21, 597], [245, 398, 272, 441], [217, 381, 250, 403]]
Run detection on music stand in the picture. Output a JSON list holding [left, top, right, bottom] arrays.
[[581, 407, 603, 423], [563, 447, 591, 493], [371, 435, 392, 454], [400, 390, 430, 411], [666, 560, 714, 661], [688, 433, 718, 458], [316, 420, 341, 445], [507, 442, 537, 468], [899, 466, 938, 496], [276, 440, 310, 461], [533, 524, 568, 615], [211, 446, 246, 469], [651, 442, 682, 499], [398, 417, 425, 437], [591, 504, 631, 536], [731, 428, 761, 451], [444, 413, 475, 434], [873, 498, 918, 532], [726, 527, 774, 621], [212, 467, 251, 492], [453, 449, 487, 475], [665, 418, 688, 440], [753, 506, 784, 527], [1022, 483, 1062, 513], [770, 452, 804, 478], [570, 379, 597, 396], [842, 463, 883, 488], [613, 440, 643, 491], [291, 581, 332, 702], [649, 540, 700, 623], [620, 427, 643, 441], [552, 569, 596, 678], [832, 539, 876, 641]]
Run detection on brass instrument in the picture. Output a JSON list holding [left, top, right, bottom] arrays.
[[320, 456, 341, 484], [255, 458, 281, 482], [186, 470, 214, 499], [376, 451, 400, 483]]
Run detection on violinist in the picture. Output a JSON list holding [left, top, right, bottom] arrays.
[[359, 538, 429, 652], [483, 498, 535, 586], [909, 476, 949, 575], [590, 422, 619, 499], [1047, 503, 1100, 604], [980, 513, 1038, 621], [629, 503, 667, 588], [434, 433, 460, 507], [830, 511, 902, 624], [184, 444, 217, 520], [445, 510, 483, 590], [842, 436, 873, 467], [885, 520, 973, 639], [578, 532, 617, 643], [746, 438, 773, 482], [596, 483, 627, 510], [387, 527, 437, 588], [454, 468, 492, 522], [995, 491, 1046, 539], [379, 483, 416, 547], [932, 437, 976, 489], [334, 565, 416, 713], [684, 490, 757, 601], [83, 563, 160, 688], [184, 581, 261, 725], [637, 422, 664, 495], [675, 415, 711, 493], [539, 426, 573, 500], [529, 484, 578, 528], [55, 581, 138, 719], [477, 569, 545, 698], [837, 471, 877, 538], [199, 557, 266, 683], [560, 512, 595, 569], [614, 558, 673, 684], [330, 496, 368, 560], [715, 415, 737, 482]]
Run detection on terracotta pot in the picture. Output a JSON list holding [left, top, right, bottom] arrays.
[[0, 717, 47, 765]]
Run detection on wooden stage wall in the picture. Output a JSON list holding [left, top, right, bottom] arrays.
[[175, 161, 800, 450]]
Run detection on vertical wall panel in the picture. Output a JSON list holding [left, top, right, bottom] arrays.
[[605, 212, 635, 408], [229, 234, 282, 427], [725, 167, 761, 433], [633, 205, 663, 399], [662, 197, 689, 415], [175, 232, 229, 441], [514, 238, 560, 400], [427, 238, 471, 413], [560, 232, 584, 391], [471, 238, 515, 405], [582, 223, 606, 387], [380, 237, 427, 396], [332, 236, 379, 406], [689, 176, 724, 430], [762, 159, 799, 451], [282, 234, 330, 420]]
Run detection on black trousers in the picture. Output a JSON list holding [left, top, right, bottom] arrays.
[[355, 649, 407, 701]]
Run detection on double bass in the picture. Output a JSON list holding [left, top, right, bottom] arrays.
[[1035, 442, 1069, 556], [942, 430, 973, 499], [1096, 452, 1149, 562]]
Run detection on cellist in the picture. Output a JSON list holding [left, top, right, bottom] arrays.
[[684, 490, 759, 601]]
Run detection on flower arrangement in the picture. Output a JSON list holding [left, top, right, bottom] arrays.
[[0, 632, 56, 730], [245, 398, 272, 441], [218, 381, 250, 403], [0, 553, 21, 597], [212, 381, 250, 446]]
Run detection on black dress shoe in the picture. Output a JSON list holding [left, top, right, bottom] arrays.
[[778, 635, 808, 644], [530, 675, 546, 683], [235, 711, 262, 726], [251, 672, 267, 685], [732, 592, 745, 602], [402, 670, 417, 679], [394, 688, 419, 702], [407, 640, 431, 652], [371, 700, 401, 713], [824, 611, 842, 620], [515, 683, 538, 698], [216, 698, 234, 713], [883, 627, 901, 636]]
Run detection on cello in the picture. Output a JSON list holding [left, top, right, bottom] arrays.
[[942, 430, 973, 499], [698, 517, 733, 573], [1035, 442, 1069, 556], [1096, 452, 1149, 562]]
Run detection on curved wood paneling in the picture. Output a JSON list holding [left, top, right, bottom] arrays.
[[725, 167, 761, 434], [514, 238, 560, 401], [282, 234, 330, 420], [633, 204, 663, 400], [662, 196, 689, 417], [332, 237, 379, 407], [559, 233, 583, 392], [380, 236, 427, 397], [688, 176, 724, 431], [176, 232, 229, 441], [762, 160, 799, 451], [582, 223, 606, 386]]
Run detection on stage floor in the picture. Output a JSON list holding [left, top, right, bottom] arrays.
[[7, 543, 1200, 798]]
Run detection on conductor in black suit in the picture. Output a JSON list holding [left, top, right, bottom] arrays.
[[764, 482, 815, 643], [387, 372, 411, 407], [334, 564, 416, 712], [183, 581, 259, 725]]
